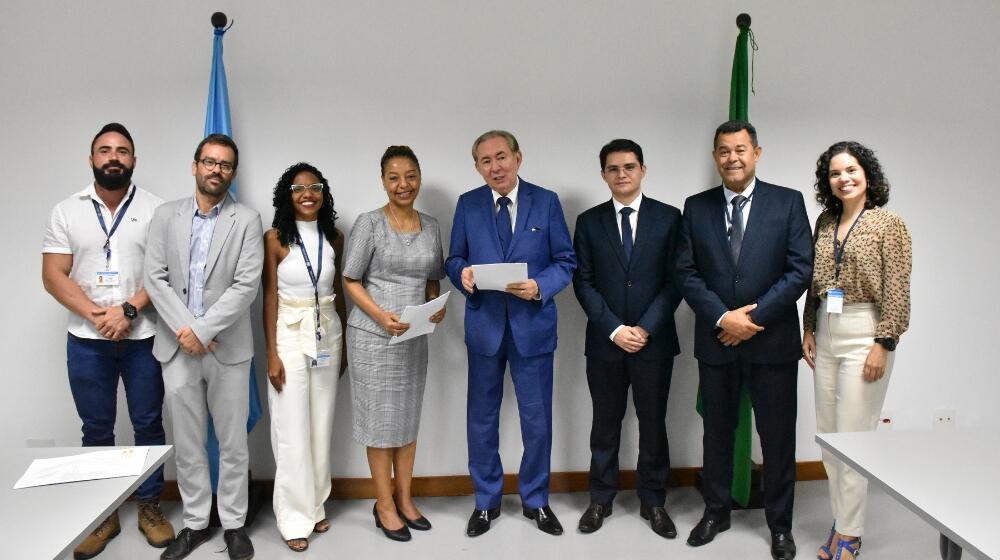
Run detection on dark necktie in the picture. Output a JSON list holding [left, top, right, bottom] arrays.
[[729, 194, 747, 262], [620, 207, 634, 261], [497, 196, 512, 254]]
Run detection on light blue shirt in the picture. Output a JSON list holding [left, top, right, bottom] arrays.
[[188, 196, 224, 317]]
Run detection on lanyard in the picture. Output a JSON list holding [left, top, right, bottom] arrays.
[[833, 208, 866, 282], [296, 227, 324, 341], [724, 189, 754, 234], [92, 188, 136, 270]]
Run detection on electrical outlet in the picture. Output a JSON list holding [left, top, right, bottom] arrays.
[[877, 410, 894, 430], [933, 409, 956, 429]]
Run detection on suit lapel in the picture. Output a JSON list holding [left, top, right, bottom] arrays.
[[710, 187, 735, 270], [204, 195, 237, 281], [599, 202, 629, 271], [630, 200, 652, 269], [175, 202, 192, 288], [736, 181, 767, 270], [478, 187, 505, 260], [507, 181, 532, 259]]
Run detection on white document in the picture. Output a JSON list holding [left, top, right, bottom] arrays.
[[389, 291, 451, 345], [13, 447, 150, 489], [471, 263, 528, 291]]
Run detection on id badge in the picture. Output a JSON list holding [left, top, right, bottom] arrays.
[[826, 289, 844, 314], [95, 271, 120, 286], [312, 350, 332, 368]]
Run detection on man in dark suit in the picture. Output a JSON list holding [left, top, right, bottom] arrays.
[[446, 130, 576, 537], [676, 121, 812, 560], [572, 139, 682, 538]]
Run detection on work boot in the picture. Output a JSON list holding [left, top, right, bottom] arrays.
[[138, 500, 175, 547], [73, 510, 120, 559]]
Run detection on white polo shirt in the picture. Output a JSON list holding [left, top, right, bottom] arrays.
[[42, 183, 163, 340]]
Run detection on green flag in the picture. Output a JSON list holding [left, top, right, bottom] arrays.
[[727, 16, 755, 509], [696, 16, 756, 508]]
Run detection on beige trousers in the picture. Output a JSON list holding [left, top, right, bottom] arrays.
[[268, 296, 342, 540], [814, 302, 894, 536]]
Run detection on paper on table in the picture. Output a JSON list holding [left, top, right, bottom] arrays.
[[389, 291, 451, 345], [471, 263, 528, 291], [13, 447, 150, 489]]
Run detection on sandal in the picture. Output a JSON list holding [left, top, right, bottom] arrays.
[[286, 538, 309, 552], [834, 536, 862, 560], [314, 519, 330, 533], [817, 524, 836, 560]]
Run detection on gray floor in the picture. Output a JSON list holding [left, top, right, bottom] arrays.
[[78, 480, 976, 560]]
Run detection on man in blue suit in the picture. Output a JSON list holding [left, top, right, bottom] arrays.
[[677, 121, 812, 560], [446, 130, 576, 537], [572, 139, 682, 538]]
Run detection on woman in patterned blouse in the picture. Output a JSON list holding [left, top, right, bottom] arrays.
[[802, 141, 911, 560]]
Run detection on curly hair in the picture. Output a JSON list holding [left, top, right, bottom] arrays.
[[814, 141, 890, 213], [271, 162, 338, 247]]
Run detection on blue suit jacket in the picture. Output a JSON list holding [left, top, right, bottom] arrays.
[[675, 180, 813, 365], [573, 196, 682, 362], [446, 180, 576, 357]]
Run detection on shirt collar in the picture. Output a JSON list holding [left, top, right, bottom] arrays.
[[612, 192, 643, 215], [723, 178, 756, 204], [80, 182, 137, 208], [491, 177, 520, 206], [192, 194, 226, 218]]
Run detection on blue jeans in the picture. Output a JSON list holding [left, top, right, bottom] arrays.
[[67, 334, 165, 500]]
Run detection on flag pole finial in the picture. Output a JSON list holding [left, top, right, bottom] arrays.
[[736, 13, 751, 28], [211, 12, 227, 29]]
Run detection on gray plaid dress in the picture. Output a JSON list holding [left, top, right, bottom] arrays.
[[343, 209, 445, 447]]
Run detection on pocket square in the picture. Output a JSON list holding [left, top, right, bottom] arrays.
[[530, 226, 542, 231]]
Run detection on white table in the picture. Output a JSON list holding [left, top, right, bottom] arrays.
[[816, 430, 998, 560], [0, 445, 173, 560]]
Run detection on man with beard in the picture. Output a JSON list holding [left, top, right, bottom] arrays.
[[42, 122, 175, 559], [144, 134, 263, 560]]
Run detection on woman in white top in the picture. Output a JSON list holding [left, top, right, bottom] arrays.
[[263, 162, 347, 552]]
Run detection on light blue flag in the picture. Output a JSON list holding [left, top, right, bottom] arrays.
[[203, 22, 263, 491]]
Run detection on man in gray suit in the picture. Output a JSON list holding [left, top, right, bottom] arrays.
[[145, 134, 263, 560]]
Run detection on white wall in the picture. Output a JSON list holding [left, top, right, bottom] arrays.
[[2, 0, 997, 480]]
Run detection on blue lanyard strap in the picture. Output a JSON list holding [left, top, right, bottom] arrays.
[[833, 208, 866, 282], [296, 227, 324, 341], [92, 188, 136, 269]]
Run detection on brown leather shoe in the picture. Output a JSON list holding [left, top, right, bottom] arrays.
[[138, 500, 175, 548], [74, 510, 121, 559]]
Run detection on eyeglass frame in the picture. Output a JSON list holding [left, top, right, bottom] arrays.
[[197, 157, 235, 174], [290, 183, 324, 194]]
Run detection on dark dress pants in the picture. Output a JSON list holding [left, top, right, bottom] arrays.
[[586, 354, 673, 507], [699, 359, 797, 534]]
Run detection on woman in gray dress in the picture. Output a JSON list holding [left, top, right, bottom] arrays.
[[342, 145, 446, 542]]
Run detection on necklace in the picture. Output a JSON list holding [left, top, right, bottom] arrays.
[[386, 204, 416, 246]]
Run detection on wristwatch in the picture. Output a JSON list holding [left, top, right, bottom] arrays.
[[121, 301, 138, 320], [874, 337, 896, 351]]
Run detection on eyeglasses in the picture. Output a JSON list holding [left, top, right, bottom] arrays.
[[198, 158, 235, 174], [603, 163, 641, 175], [290, 183, 324, 194]]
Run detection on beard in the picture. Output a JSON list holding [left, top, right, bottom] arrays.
[[196, 172, 231, 198], [92, 163, 133, 191]]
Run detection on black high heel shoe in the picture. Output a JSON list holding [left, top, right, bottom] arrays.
[[397, 507, 432, 531], [373, 503, 412, 542]]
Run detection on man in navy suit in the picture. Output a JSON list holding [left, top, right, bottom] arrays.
[[572, 139, 682, 538], [446, 130, 576, 537], [677, 121, 812, 560]]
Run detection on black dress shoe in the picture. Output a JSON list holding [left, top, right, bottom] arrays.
[[222, 528, 254, 560], [522, 505, 564, 535], [639, 504, 677, 539], [686, 516, 731, 547], [466, 507, 500, 537], [161, 527, 213, 560], [577, 503, 613, 533], [771, 532, 797, 560], [373, 503, 412, 542], [397, 507, 432, 531]]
